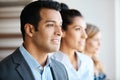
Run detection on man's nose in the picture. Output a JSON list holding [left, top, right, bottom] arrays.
[[55, 25, 62, 36]]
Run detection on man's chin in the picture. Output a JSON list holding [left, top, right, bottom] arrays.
[[49, 47, 59, 52]]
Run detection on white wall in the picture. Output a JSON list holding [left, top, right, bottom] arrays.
[[115, 0, 120, 79], [58, 0, 117, 80]]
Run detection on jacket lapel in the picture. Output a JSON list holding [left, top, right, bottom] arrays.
[[16, 63, 34, 80], [50, 63, 57, 80], [12, 48, 34, 80], [49, 59, 69, 80]]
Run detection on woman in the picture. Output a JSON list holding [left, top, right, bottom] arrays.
[[84, 23, 106, 80], [51, 9, 94, 80]]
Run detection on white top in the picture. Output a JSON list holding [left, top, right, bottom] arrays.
[[50, 51, 94, 80]]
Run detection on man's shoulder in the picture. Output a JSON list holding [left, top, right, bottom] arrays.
[[50, 58, 65, 68], [50, 58, 68, 80], [50, 58, 67, 73], [0, 52, 14, 65], [0, 48, 19, 79], [0, 48, 20, 66]]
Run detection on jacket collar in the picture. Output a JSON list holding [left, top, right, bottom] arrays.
[[12, 48, 34, 80]]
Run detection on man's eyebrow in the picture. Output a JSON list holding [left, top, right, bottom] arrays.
[[73, 25, 82, 28], [45, 20, 56, 23], [45, 20, 62, 24]]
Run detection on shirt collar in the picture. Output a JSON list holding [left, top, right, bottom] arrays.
[[19, 45, 51, 69], [19, 45, 40, 69]]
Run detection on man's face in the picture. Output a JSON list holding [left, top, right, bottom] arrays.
[[32, 8, 62, 53]]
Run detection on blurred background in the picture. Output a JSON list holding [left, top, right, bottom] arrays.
[[0, 0, 120, 80]]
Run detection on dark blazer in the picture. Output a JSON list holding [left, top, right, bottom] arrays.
[[0, 48, 68, 80]]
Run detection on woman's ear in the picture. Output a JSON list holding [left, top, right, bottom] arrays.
[[24, 23, 35, 37], [62, 29, 66, 38]]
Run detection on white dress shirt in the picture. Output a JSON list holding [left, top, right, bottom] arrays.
[[19, 45, 53, 80], [51, 51, 94, 80]]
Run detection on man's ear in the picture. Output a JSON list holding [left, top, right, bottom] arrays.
[[24, 23, 35, 37]]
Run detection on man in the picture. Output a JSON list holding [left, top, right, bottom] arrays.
[[0, 1, 68, 80]]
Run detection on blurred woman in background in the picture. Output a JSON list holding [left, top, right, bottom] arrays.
[[84, 23, 106, 80]]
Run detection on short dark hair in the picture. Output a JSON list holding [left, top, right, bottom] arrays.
[[60, 9, 83, 30], [20, 1, 61, 40]]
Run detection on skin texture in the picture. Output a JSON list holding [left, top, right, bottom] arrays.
[[24, 8, 62, 66]]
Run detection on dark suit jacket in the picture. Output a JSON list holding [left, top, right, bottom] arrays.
[[0, 48, 68, 80]]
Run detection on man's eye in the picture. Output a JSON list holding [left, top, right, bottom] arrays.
[[75, 28, 81, 30], [47, 24, 54, 27]]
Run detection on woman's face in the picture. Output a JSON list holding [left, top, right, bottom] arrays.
[[62, 17, 87, 50], [85, 32, 101, 54]]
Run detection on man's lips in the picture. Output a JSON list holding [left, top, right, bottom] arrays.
[[51, 38, 61, 44]]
